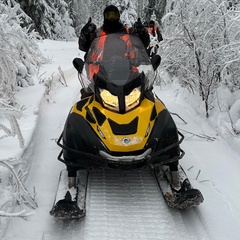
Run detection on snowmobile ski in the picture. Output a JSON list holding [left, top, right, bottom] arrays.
[[154, 165, 204, 209], [50, 169, 89, 219]]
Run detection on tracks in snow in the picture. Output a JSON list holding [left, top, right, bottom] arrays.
[[81, 166, 190, 240]]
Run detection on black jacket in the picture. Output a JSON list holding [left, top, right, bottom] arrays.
[[78, 21, 150, 53]]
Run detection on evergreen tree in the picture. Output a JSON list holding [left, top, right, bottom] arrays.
[[90, 0, 104, 27], [71, 0, 90, 34], [145, 0, 167, 24], [12, 0, 76, 39]]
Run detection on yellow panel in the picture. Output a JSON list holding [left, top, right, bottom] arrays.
[[71, 97, 166, 152]]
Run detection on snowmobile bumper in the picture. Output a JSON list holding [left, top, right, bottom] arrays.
[[56, 131, 185, 169]]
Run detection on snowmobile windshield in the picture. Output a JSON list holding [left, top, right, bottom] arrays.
[[83, 33, 155, 91]]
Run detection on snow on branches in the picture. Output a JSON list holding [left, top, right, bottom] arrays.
[[0, 159, 38, 209], [229, 99, 240, 133], [0, 99, 24, 148], [0, 157, 37, 218], [161, 0, 240, 117], [0, 2, 43, 147]]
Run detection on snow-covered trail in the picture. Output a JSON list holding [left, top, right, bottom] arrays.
[[3, 40, 240, 240], [156, 83, 240, 239]]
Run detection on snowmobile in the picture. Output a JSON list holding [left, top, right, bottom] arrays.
[[50, 33, 203, 219]]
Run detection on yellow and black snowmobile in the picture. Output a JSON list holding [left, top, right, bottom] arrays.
[[50, 33, 203, 219]]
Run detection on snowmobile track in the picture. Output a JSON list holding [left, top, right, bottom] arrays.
[[81, 166, 190, 240]]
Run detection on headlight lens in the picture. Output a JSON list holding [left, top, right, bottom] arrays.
[[100, 87, 141, 112], [125, 87, 141, 111], [100, 89, 119, 111]]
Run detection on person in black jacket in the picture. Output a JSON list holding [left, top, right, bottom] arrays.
[[78, 5, 150, 55], [78, 5, 150, 98], [147, 20, 163, 42]]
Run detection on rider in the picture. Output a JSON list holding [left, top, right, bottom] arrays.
[[78, 5, 150, 98], [147, 20, 163, 57], [147, 20, 163, 42], [78, 5, 150, 56]]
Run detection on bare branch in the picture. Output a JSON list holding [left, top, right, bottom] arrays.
[[0, 159, 38, 209], [0, 210, 33, 219], [179, 128, 216, 141], [170, 111, 187, 124], [58, 66, 68, 86]]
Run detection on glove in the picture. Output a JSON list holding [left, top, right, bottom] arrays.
[[82, 17, 96, 35]]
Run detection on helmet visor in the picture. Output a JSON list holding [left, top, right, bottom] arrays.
[[104, 11, 120, 20]]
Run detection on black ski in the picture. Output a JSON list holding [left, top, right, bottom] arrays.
[[154, 165, 204, 209], [50, 169, 89, 219]]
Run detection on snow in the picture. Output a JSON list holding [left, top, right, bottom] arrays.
[[1, 39, 240, 239]]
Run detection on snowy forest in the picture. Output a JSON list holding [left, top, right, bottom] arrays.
[[1, 0, 240, 222], [1, 0, 240, 142]]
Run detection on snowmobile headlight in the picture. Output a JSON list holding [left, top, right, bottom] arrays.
[[100, 87, 141, 112], [125, 87, 141, 111], [100, 89, 119, 111]]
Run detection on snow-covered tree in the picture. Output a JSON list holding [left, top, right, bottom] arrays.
[[144, 0, 167, 24], [89, 0, 104, 27], [112, 0, 137, 27], [136, 0, 148, 20], [68, 0, 91, 34], [161, 0, 240, 117], [0, 2, 42, 100], [9, 0, 76, 40], [0, 2, 42, 146]]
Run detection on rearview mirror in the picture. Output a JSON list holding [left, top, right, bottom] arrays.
[[73, 58, 84, 74]]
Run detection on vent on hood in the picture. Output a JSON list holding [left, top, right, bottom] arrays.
[[108, 117, 138, 135]]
